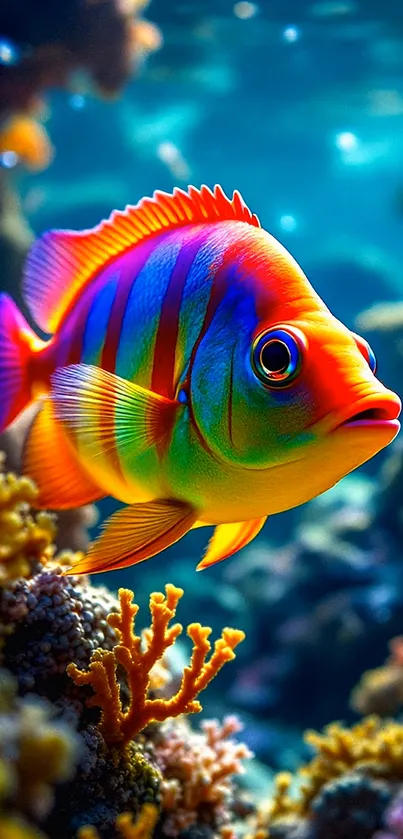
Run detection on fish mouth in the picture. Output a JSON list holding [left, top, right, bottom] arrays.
[[331, 393, 401, 433]]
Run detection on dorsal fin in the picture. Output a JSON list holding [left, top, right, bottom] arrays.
[[23, 184, 260, 334]]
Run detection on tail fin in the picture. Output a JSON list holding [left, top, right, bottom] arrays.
[[0, 293, 41, 433]]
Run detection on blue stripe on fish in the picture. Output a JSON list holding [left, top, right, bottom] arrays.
[[82, 272, 119, 366], [174, 226, 228, 384], [115, 232, 184, 387], [151, 227, 210, 401]]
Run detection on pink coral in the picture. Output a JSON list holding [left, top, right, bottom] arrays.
[[374, 794, 403, 838], [154, 714, 253, 836]]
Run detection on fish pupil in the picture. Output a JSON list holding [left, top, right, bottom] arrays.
[[252, 327, 301, 387], [260, 340, 291, 376]]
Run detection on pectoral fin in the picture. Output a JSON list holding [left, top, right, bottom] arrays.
[[66, 498, 198, 575], [197, 516, 267, 570], [50, 363, 180, 462]]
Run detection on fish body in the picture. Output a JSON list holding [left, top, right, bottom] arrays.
[[0, 185, 400, 573]]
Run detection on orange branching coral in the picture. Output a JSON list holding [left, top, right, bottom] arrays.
[[78, 803, 159, 839], [351, 636, 403, 717], [143, 626, 172, 693], [67, 585, 245, 744]]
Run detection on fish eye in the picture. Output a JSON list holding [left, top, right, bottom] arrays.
[[252, 328, 301, 387], [352, 333, 377, 375]]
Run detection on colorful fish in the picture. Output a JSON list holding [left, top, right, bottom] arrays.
[[0, 185, 400, 574]]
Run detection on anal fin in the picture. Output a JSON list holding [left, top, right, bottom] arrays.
[[67, 498, 198, 575], [197, 516, 267, 570], [23, 400, 104, 509]]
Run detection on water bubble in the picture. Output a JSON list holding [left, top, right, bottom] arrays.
[[0, 151, 18, 168], [0, 38, 22, 66], [69, 94, 86, 110], [280, 214, 297, 232], [157, 141, 190, 181], [233, 2, 258, 19], [282, 26, 300, 43], [335, 131, 358, 151]]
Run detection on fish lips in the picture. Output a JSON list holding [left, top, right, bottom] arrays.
[[329, 391, 402, 442], [315, 391, 401, 443]]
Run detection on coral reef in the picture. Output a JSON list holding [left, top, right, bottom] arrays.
[[0, 456, 247, 839], [0, 451, 57, 583], [309, 774, 391, 839], [374, 793, 403, 838], [0, 669, 80, 822], [0, 567, 119, 697], [352, 637, 403, 718], [154, 715, 252, 836], [43, 725, 161, 838], [258, 717, 403, 839]]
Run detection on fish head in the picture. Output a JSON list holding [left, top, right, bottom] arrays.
[[189, 226, 400, 503], [291, 312, 401, 480]]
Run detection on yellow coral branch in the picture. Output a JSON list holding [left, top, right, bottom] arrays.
[[68, 584, 245, 744], [78, 804, 159, 839], [116, 804, 159, 839], [264, 715, 403, 828]]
